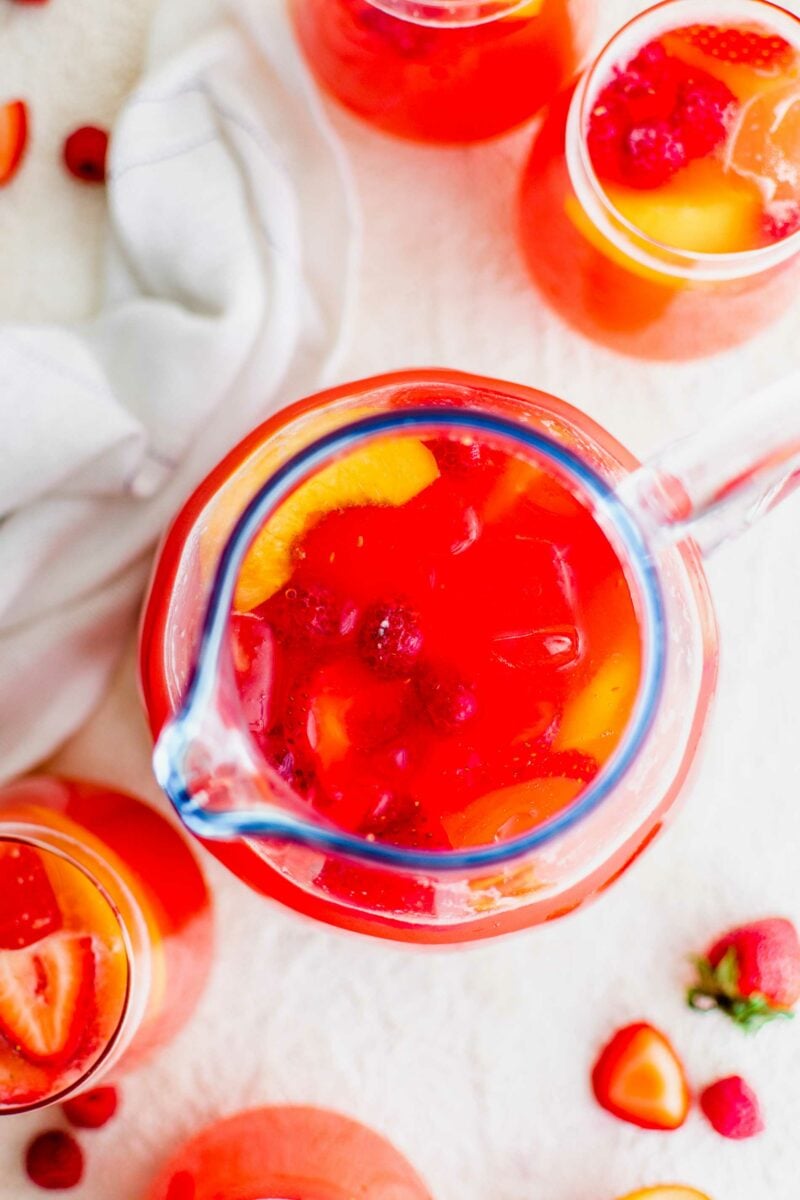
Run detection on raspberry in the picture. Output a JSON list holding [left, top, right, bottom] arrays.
[[429, 438, 494, 474], [268, 585, 357, 645], [415, 665, 478, 731], [63, 126, 108, 184], [586, 96, 630, 180], [25, 1131, 84, 1190], [674, 75, 735, 157], [358, 602, 424, 678], [62, 1085, 119, 1129], [625, 121, 688, 188], [700, 1076, 764, 1140], [764, 201, 800, 242]]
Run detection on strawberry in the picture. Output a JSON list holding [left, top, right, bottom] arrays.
[[0, 100, 29, 187], [0, 843, 63, 951], [592, 1023, 690, 1131], [676, 25, 795, 72], [688, 917, 800, 1032], [700, 1075, 764, 1140], [0, 933, 95, 1064], [25, 1130, 84, 1190]]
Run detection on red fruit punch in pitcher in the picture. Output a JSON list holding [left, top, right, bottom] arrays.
[[141, 372, 718, 945]]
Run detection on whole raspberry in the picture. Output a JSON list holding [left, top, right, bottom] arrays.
[[25, 1131, 84, 1190], [63, 1085, 119, 1129], [674, 75, 735, 158], [63, 125, 109, 184], [624, 121, 688, 188], [415, 664, 478, 731], [268, 585, 356, 645], [587, 96, 630, 181], [700, 1076, 764, 1140], [358, 602, 424, 678]]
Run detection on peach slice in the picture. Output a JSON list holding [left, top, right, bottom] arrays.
[[555, 647, 639, 761], [0, 101, 28, 187], [604, 158, 763, 255], [442, 777, 584, 848], [231, 438, 439, 612]]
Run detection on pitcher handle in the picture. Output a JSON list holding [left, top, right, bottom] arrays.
[[618, 371, 800, 555]]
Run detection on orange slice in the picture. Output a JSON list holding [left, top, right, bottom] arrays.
[[442, 778, 583, 848], [232, 438, 439, 612]]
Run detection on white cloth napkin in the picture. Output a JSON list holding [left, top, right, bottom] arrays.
[[0, 0, 358, 780]]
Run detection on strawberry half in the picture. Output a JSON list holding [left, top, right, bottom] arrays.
[[592, 1022, 690, 1131], [0, 933, 95, 1065], [688, 917, 800, 1032], [676, 24, 795, 72], [0, 100, 28, 186], [0, 843, 63, 950]]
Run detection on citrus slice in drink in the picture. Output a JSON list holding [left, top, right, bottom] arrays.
[[229, 438, 439, 612], [725, 77, 800, 207]]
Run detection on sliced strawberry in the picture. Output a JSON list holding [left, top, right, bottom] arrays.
[[0, 100, 28, 187], [0, 843, 63, 950], [676, 24, 795, 71], [0, 933, 95, 1065], [592, 1022, 690, 1131]]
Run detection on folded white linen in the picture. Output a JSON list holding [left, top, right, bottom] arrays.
[[0, 0, 358, 779]]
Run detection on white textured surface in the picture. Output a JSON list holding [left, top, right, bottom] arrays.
[[3, 1, 800, 1198]]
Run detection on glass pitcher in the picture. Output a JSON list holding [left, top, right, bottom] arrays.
[[140, 369, 797, 945]]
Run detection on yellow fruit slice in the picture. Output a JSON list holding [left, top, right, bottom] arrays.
[[442, 777, 584, 848], [555, 649, 640, 760], [605, 158, 763, 255], [617, 1189, 711, 1200], [233, 438, 439, 612]]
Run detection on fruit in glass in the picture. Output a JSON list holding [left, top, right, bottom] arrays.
[[519, 0, 800, 359]]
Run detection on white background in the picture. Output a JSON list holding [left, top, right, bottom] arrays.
[[2, 1, 800, 1197]]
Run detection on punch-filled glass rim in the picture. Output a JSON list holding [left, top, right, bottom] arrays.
[[154, 409, 667, 872], [364, 0, 534, 27], [568, 0, 800, 282]]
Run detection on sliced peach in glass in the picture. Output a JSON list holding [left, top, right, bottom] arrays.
[[605, 158, 763, 254]]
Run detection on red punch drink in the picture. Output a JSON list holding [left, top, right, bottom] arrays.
[[0, 778, 212, 1113], [142, 372, 717, 945], [230, 434, 641, 854], [520, 0, 800, 358], [290, 0, 593, 142]]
